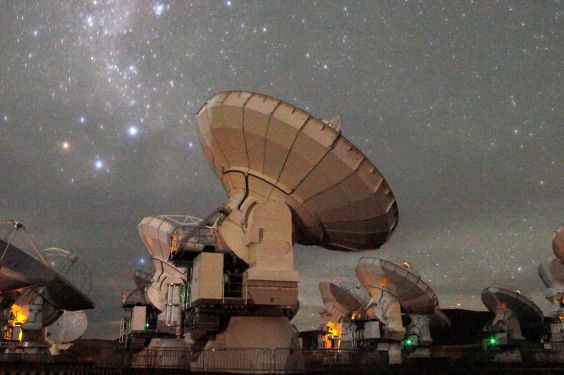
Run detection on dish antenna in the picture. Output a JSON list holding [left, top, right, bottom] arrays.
[[135, 91, 397, 371], [137, 215, 212, 337], [197, 91, 398, 254], [537, 226, 564, 351], [481, 287, 543, 362], [0, 221, 94, 355], [1, 221, 51, 296], [122, 269, 152, 306], [319, 281, 368, 322], [194, 90, 398, 356], [355, 257, 440, 364], [538, 226, 564, 318], [318, 280, 369, 349]]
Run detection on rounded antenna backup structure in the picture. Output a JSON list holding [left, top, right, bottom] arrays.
[[197, 90, 398, 255], [182, 90, 398, 359], [538, 225, 564, 318], [319, 281, 368, 321], [481, 287, 543, 343]]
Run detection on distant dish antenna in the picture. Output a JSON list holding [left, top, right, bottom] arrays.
[[122, 269, 152, 306], [538, 225, 564, 319], [0, 220, 94, 355], [356, 257, 438, 315], [481, 286, 543, 359], [318, 280, 368, 321], [137, 215, 214, 335], [355, 257, 442, 364], [0, 222, 94, 311]]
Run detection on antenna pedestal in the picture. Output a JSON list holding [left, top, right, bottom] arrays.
[[194, 316, 302, 373], [367, 292, 405, 341], [241, 200, 299, 307], [491, 308, 524, 342], [406, 314, 432, 346]]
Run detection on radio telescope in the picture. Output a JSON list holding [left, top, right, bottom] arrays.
[[355, 257, 441, 364], [137, 91, 398, 372], [537, 225, 564, 351], [481, 287, 543, 362], [319, 281, 369, 349], [538, 226, 564, 318], [138, 215, 213, 338], [319, 281, 368, 322], [197, 91, 398, 252], [0, 221, 94, 355]]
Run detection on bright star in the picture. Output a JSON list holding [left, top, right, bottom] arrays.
[[128, 126, 138, 136], [62, 141, 69, 150], [95, 160, 103, 169], [154, 3, 165, 16], [79, 116, 86, 124]]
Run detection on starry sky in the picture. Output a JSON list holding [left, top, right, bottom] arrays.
[[0, 1, 561, 339]]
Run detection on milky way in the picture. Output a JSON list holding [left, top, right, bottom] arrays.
[[0, 1, 562, 338]]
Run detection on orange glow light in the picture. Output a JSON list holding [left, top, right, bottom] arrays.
[[10, 304, 27, 325], [323, 322, 341, 349]]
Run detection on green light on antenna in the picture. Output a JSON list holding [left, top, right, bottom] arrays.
[[403, 338, 413, 346], [145, 323, 149, 328], [488, 336, 497, 346]]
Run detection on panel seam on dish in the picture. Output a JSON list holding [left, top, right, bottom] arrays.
[[274, 115, 311, 184], [262, 100, 283, 177], [241, 92, 254, 170], [290, 131, 341, 195]]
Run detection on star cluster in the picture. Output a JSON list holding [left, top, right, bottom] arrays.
[[0, 1, 561, 337]]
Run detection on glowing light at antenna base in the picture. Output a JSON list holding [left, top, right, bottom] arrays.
[[487, 336, 498, 346], [323, 322, 341, 349]]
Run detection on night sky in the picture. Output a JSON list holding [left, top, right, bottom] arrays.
[[0, 1, 561, 339]]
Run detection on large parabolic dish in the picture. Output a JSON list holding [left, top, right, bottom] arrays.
[[319, 281, 368, 320], [355, 257, 438, 314], [481, 287, 543, 330], [196, 91, 398, 251]]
